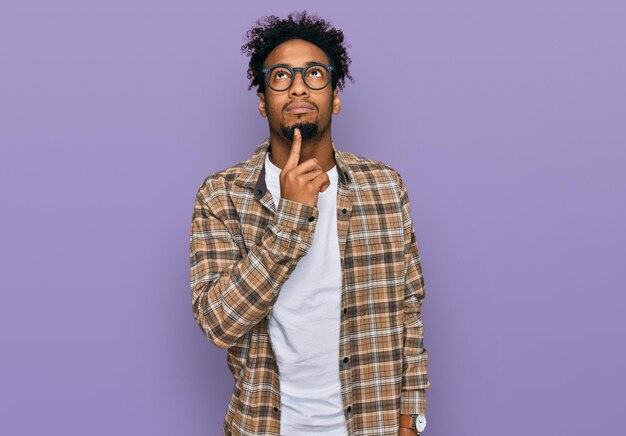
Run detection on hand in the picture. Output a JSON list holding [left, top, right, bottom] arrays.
[[279, 128, 330, 206], [399, 428, 419, 436]]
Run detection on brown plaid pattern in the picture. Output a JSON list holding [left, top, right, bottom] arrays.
[[189, 138, 430, 435]]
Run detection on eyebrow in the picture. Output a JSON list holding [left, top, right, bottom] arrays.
[[266, 61, 325, 68]]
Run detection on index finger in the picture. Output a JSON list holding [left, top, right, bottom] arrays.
[[284, 128, 301, 170]]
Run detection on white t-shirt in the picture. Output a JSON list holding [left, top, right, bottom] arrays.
[[265, 151, 348, 436]]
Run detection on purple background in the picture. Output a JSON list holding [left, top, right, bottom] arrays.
[[1, 1, 624, 435]]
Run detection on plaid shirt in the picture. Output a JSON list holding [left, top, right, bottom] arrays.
[[189, 138, 430, 435]]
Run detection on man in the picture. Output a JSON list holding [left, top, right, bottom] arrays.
[[189, 11, 430, 436]]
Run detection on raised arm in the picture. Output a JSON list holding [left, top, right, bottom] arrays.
[[190, 128, 331, 349]]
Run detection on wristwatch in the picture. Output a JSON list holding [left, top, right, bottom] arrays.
[[412, 413, 427, 433]]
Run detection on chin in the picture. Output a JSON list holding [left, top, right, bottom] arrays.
[[280, 122, 319, 141]]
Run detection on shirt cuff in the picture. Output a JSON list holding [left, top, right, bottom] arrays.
[[264, 198, 319, 259], [274, 197, 319, 232]]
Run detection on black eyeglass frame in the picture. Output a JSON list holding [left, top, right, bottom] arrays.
[[261, 63, 335, 92]]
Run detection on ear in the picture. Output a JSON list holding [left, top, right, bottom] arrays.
[[257, 92, 267, 118], [332, 88, 341, 115]]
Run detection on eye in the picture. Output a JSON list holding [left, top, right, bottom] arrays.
[[272, 68, 291, 80], [307, 67, 323, 77]]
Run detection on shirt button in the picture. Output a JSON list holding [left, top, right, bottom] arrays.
[[343, 356, 349, 364], [256, 189, 263, 195], [341, 208, 347, 214], [346, 405, 352, 414], [343, 307, 347, 315], [273, 406, 279, 413], [308, 216, 315, 222]]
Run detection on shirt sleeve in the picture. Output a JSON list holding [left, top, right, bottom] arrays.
[[189, 178, 318, 349], [397, 174, 431, 415]]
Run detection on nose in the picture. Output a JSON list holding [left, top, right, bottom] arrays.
[[289, 70, 309, 97]]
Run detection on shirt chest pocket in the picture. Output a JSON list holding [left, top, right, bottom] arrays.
[[347, 235, 405, 282]]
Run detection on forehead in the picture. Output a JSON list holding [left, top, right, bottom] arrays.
[[263, 38, 330, 67]]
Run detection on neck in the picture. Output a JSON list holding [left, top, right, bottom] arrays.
[[267, 128, 336, 172]]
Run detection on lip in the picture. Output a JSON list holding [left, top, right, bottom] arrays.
[[285, 102, 316, 114]]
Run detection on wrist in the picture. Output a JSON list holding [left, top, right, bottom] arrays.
[[399, 414, 417, 434]]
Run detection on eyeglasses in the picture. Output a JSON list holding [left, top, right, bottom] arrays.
[[262, 63, 334, 92]]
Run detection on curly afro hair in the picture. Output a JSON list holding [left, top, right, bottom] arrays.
[[241, 10, 354, 93]]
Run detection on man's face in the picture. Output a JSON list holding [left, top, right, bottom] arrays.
[[257, 38, 341, 141]]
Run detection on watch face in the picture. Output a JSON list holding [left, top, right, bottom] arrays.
[[414, 414, 427, 432]]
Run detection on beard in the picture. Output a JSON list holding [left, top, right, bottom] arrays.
[[280, 121, 318, 141]]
